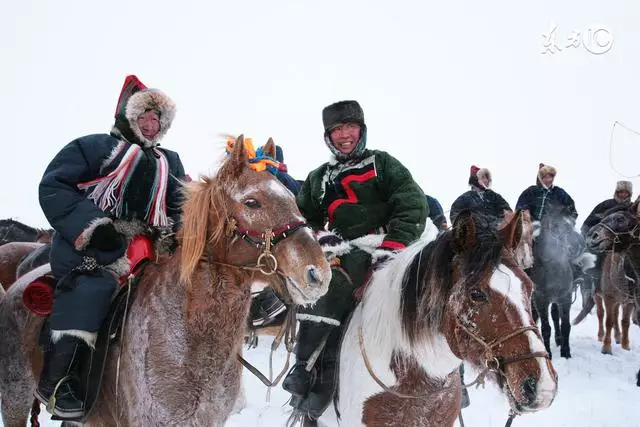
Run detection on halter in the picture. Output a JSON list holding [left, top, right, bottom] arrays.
[[225, 218, 310, 275], [217, 218, 310, 391], [595, 222, 640, 248]]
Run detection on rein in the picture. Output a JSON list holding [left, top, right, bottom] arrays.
[[597, 223, 640, 249], [212, 218, 310, 390]]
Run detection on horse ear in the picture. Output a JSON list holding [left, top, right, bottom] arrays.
[[263, 137, 276, 159], [452, 210, 476, 253], [229, 134, 248, 174]]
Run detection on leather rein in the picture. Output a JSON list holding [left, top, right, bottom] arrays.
[[213, 218, 309, 389]]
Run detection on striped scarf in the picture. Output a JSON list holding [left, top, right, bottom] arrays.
[[78, 141, 170, 227]]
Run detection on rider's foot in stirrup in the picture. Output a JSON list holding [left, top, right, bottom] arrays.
[[283, 364, 315, 397], [251, 288, 286, 327]]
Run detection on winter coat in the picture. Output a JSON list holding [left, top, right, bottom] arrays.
[[581, 199, 631, 236], [450, 188, 511, 226], [516, 182, 577, 222], [426, 195, 448, 231], [297, 149, 427, 249]]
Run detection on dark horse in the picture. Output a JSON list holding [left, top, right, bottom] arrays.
[[585, 202, 640, 386], [0, 219, 53, 246], [531, 205, 587, 359]]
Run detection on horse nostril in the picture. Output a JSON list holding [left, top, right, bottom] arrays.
[[521, 377, 537, 404], [305, 266, 321, 285]]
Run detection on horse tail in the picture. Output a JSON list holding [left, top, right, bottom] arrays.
[[572, 296, 595, 325]]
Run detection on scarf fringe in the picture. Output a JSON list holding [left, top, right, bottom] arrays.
[[78, 142, 170, 227]]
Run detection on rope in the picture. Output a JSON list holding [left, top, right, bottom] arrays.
[[608, 121, 640, 178]]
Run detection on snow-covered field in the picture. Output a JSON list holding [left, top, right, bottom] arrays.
[[9, 292, 639, 427]]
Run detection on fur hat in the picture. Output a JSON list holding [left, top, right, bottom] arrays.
[[322, 100, 368, 161], [537, 163, 557, 188], [614, 180, 633, 202], [112, 75, 176, 149], [322, 100, 365, 132], [469, 165, 492, 190]]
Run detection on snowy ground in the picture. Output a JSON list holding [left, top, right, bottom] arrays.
[[11, 292, 639, 427]]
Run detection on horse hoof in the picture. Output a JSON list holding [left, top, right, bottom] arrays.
[[601, 347, 613, 355], [622, 343, 631, 351], [561, 351, 571, 359], [597, 335, 604, 342]]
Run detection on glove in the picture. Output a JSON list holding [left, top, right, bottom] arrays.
[[87, 223, 127, 265], [353, 247, 395, 301], [316, 231, 350, 260], [370, 247, 395, 271]]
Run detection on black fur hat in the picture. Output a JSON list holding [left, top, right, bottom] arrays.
[[322, 100, 365, 132]]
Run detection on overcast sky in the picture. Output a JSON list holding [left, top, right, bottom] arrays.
[[2, 0, 639, 228]]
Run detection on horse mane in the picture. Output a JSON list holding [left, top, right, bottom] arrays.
[[401, 213, 503, 343], [178, 153, 244, 286]]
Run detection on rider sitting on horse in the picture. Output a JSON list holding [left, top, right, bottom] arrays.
[[580, 181, 635, 290], [450, 165, 512, 227], [281, 100, 427, 423], [35, 75, 187, 419], [516, 163, 585, 277]]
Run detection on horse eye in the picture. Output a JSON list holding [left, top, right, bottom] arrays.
[[469, 289, 488, 302], [243, 198, 261, 209]]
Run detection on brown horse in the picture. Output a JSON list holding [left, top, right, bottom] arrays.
[[0, 242, 44, 290], [336, 211, 557, 427], [585, 203, 640, 356], [0, 136, 331, 427]]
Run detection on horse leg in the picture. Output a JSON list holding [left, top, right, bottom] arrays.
[[558, 299, 572, 358], [613, 301, 622, 344], [602, 296, 617, 354], [531, 298, 539, 325], [551, 303, 561, 347], [621, 303, 633, 350], [595, 294, 605, 342], [637, 368, 640, 387], [535, 298, 552, 358]]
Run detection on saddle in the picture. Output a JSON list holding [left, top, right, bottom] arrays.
[[23, 235, 154, 422]]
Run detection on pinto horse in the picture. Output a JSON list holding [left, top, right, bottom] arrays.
[[336, 211, 557, 427], [0, 136, 331, 427], [0, 219, 53, 246]]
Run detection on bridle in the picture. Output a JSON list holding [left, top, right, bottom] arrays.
[[594, 222, 640, 250], [220, 217, 310, 276], [215, 217, 311, 390]]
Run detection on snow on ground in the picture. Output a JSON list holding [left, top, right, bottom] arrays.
[[11, 292, 639, 427]]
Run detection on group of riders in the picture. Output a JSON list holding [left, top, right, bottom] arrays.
[[33, 75, 632, 423]]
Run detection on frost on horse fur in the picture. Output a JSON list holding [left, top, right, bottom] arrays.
[[0, 136, 330, 427], [338, 211, 557, 427]]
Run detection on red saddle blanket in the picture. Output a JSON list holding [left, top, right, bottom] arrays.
[[23, 235, 154, 317]]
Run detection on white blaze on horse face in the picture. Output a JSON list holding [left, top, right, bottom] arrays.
[[490, 265, 557, 407]]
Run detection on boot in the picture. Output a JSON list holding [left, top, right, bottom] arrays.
[[34, 335, 85, 419], [283, 321, 335, 397], [250, 288, 287, 327]]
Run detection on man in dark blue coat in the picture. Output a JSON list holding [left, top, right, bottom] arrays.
[[35, 75, 187, 419], [450, 165, 512, 226], [515, 163, 578, 221]]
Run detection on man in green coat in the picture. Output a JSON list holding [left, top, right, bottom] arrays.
[[282, 100, 427, 423]]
